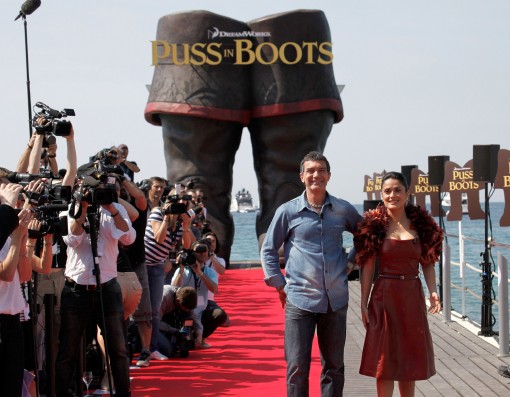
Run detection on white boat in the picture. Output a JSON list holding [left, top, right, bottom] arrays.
[[232, 188, 257, 213], [442, 192, 468, 214]]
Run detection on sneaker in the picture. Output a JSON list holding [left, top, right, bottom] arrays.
[[150, 350, 169, 360], [195, 340, 211, 349], [136, 350, 151, 367]]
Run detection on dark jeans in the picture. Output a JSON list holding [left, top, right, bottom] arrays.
[[203, 300, 228, 339], [0, 314, 24, 397], [285, 302, 348, 397], [55, 279, 131, 397]]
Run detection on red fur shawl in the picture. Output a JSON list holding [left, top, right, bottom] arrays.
[[353, 204, 443, 266]]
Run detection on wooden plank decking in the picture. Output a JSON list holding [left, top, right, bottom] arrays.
[[344, 280, 510, 396]]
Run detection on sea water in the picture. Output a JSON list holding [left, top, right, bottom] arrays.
[[230, 203, 510, 331]]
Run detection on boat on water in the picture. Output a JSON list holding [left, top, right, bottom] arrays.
[[442, 192, 468, 215], [231, 188, 258, 213]]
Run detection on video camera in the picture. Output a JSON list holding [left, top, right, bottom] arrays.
[[74, 161, 122, 206], [7, 171, 71, 236], [32, 101, 75, 147]]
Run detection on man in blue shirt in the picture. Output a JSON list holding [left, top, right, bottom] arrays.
[[261, 151, 361, 397]]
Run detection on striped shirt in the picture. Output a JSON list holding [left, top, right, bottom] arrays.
[[144, 208, 182, 265]]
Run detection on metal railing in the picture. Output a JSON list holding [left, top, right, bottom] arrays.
[[442, 225, 510, 356]]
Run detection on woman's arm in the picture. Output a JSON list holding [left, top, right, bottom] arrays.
[[422, 264, 441, 314], [360, 257, 376, 330]]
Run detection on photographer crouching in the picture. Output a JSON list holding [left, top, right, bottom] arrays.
[[55, 165, 135, 397], [171, 240, 227, 349]]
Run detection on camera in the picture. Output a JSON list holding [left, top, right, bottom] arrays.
[[178, 319, 195, 354], [74, 161, 122, 205], [33, 101, 75, 137], [176, 249, 197, 267], [7, 171, 71, 205], [31, 204, 69, 237], [7, 171, 71, 237]]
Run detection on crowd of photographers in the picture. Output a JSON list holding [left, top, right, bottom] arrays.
[[0, 108, 229, 397]]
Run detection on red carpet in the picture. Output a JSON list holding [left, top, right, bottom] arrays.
[[129, 268, 322, 397]]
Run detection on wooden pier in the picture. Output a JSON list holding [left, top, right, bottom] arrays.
[[132, 266, 510, 396], [346, 280, 510, 396]]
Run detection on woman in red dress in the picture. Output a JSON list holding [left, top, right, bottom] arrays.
[[354, 171, 443, 397]]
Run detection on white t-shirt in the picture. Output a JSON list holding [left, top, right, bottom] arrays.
[[0, 237, 26, 315]]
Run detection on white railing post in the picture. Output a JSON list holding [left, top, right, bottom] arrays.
[[498, 253, 509, 357], [443, 241, 452, 322], [459, 222, 466, 318]]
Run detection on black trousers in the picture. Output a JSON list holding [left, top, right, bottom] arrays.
[[0, 313, 24, 397]]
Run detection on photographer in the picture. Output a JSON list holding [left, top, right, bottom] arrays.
[[0, 174, 22, 250], [0, 175, 37, 396], [55, 175, 135, 397], [27, 125, 77, 394], [117, 144, 140, 182], [203, 232, 230, 327], [158, 285, 197, 358], [171, 240, 227, 349], [135, 182, 194, 366]]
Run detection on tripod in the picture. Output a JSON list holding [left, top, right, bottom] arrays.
[[86, 205, 114, 395]]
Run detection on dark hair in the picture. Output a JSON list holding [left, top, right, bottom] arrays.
[[203, 231, 220, 254], [0, 167, 12, 179], [300, 151, 330, 173], [381, 171, 409, 192], [191, 240, 209, 252], [176, 286, 197, 311], [148, 176, 166, 189]]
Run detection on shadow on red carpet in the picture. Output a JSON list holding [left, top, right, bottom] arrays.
[[129, 268, 322, 397]]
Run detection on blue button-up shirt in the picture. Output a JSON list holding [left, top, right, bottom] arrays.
[[261, 191, 361, 313]]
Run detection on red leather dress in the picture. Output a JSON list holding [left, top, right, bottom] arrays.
[[359, 238, 436, 380]]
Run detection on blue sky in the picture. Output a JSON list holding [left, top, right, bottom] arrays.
[[1, 1, 509, 204]]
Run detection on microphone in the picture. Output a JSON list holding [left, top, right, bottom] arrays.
[[320, 212, 324, 219], [14, 0, 41, 21]]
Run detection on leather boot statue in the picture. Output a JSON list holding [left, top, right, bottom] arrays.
[[145, 11, 252, 262], [145, 9, 343, 262], [247, 10, 343, 246]]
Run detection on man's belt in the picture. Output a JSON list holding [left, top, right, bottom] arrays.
[[65, 277, 116, 291]]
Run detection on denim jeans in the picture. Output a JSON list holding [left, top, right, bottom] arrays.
[[285, 301, 348, 397], [55, 279, 130, 397], [146, 263, 165, 352]]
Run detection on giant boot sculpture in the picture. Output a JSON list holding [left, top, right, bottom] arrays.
[[145, 11, 252, 263], [246, 10, 344, 246]]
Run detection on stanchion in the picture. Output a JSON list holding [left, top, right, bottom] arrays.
[[479, 183, 495, 336], [498, 253, 509, 356], [442, 241, 452, 323]]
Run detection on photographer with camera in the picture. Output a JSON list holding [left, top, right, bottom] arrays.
[[0, 176, 22, 250], [0, 173, 39, 396], [158, 285, 198, 358], [16, 122, 77, 396], [203, 232, 230, 328], [117, 144, 140, 182], [135, 182, 194, 366], [55, 172, 135, 397], [171, 240, 227, 349], [17, 103, 76, 179]]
